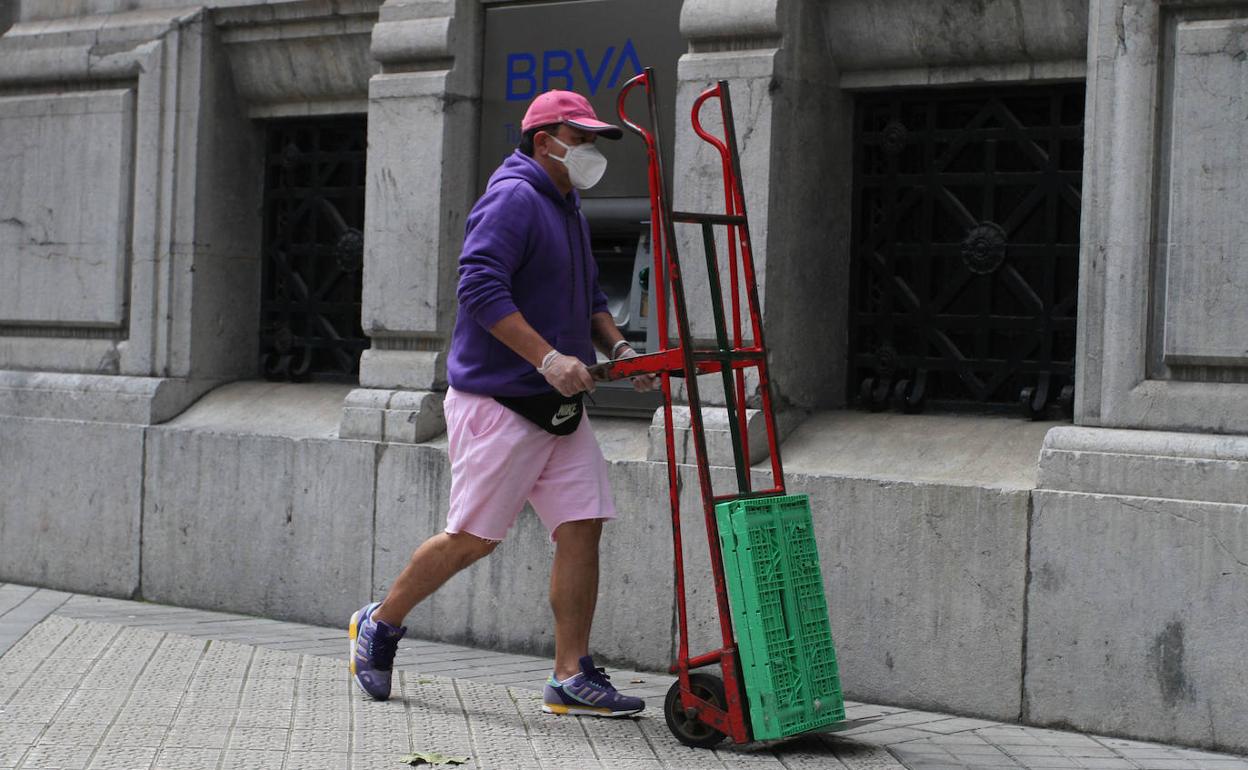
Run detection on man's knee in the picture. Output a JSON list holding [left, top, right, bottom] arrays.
[[446, 531, 499, 566]]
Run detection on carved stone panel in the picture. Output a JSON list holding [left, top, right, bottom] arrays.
[[1161, 18, 1248, 367], [0, 89, 135, 328]]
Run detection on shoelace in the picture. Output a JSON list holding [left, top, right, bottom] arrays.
[[583, 665, 613, 690], [368, 630, 400, 671]]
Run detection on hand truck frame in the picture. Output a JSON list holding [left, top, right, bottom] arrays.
[[592, 68, 842, 747]]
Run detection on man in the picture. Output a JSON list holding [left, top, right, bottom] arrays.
[[349, 90, 653, 718]]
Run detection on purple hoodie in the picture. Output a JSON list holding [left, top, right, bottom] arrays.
[[447, 150, 609, 398]]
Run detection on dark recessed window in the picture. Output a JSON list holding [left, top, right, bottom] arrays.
[[260, 117, 369, 382], [850, 84, 1085, 418]]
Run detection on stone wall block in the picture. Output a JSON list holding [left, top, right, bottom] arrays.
[[674, 463, 1028, 721], [1026, 490, 1248, 752], [383, 390, 445, 444], [357, 349, 444, 392], [777, 471, 1029, 720], [338, 386, 446, 444], [339, 387, 391, 441], [141, 430, 377, 627], [0, 416, 144, 596]]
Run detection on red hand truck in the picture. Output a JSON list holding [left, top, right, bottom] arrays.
[[591, 68, 847, 747]]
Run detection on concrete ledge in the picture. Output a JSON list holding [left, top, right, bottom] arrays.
[[647, 405, 775, 467], [0, 370, 217, 425], [1026, 489, 1248, 753], [782, 411, 1055, 490], [0, 416, 143, 596], [158, 380, 351, 439], [1039, 426, 1248, 504]]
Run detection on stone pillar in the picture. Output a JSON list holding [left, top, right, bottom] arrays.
[[673, 0, 851, 414], [340, 0, 482, 443], [0, 7, 261, 423], [646, 0, 849, 468], [1075, 1, 1248, 434], [1027, 0, 1248, 751]]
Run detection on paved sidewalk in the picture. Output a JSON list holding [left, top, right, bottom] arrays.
[[2, 584, 1246, 770]]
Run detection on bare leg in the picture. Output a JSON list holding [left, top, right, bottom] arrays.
[[373, 532, 498, 627], [550, 519, 604, 681]]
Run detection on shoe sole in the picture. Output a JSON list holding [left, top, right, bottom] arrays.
[[542, 703, 644, 718], [348, 604, 388, 700], [348, 608, 361, 676]]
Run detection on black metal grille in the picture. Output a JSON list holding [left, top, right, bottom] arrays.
[[260, 117, 369, 382], [850, 85, 1084, 418]]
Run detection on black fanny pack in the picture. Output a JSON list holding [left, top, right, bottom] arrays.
[[494, 391, 584, 436]]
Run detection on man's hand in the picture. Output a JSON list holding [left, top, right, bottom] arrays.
[[614, 346, 659, 392], [539, 351, 595, 397]]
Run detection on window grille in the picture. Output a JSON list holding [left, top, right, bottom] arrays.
[[260, 117, 369, 382], [850, 85, 1084, 418]]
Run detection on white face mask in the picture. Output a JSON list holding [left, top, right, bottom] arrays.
[[547, 136, 608, 190]]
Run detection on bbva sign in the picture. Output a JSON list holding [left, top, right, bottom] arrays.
[[506, 39, 644, 101]]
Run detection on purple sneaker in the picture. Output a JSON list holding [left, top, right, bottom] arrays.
[[542, 655, 645, 717], [349, 601, 406, 700]]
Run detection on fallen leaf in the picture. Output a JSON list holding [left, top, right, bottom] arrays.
[[398, 752, 470, 766]]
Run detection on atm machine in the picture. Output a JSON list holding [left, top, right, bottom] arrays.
[[580, 198, 661, 415], [478, 0, 684, 416]]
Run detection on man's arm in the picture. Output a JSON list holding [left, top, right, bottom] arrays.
[[489, 311, 556, 368], [489, 311, 595, 396], [591, 311, 628, 357]]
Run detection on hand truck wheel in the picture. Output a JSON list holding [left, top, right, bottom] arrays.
[[663, 673, 728, 748]]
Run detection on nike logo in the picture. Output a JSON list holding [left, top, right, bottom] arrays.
[[551, 405, 579, 427]]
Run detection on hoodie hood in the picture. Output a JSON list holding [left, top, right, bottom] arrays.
[[488, 151, 581, 213]]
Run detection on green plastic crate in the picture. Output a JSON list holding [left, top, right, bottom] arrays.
[[715, 493, 845, 740]]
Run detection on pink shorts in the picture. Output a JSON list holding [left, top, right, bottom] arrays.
[[443, 387, 617, 542]]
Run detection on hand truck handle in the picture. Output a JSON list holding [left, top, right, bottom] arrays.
[[691, 85, 730, 157], [617, 71, 654, 143]]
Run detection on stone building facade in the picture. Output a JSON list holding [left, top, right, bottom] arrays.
[[2, 0, 1246, 753]]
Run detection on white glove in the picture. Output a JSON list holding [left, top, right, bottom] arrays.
[[538, 350, 595, 397], [614, 345, 659, 393]]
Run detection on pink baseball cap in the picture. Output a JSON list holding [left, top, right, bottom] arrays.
[[521, 90, 623, 140]]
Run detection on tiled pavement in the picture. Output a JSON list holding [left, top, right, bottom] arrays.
[[2, 584, 1246, 770]]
